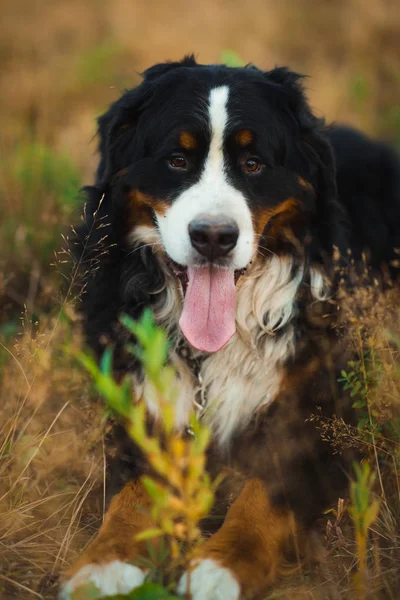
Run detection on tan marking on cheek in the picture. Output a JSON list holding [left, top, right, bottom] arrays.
[[235, 129, 253, 147], [152, 201, 169, 218], [128, 190, 169, 228], [179, 131, 197, 150], [254, 197, 300, 237]]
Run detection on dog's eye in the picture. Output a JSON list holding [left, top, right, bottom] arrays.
[[169, 155, 188, 170], [241, 157, 263, 174]]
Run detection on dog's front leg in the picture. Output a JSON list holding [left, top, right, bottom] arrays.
[[59, 480, 154, 599], [178, 478, 295, 600]]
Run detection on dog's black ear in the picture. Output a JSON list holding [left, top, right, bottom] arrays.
[[96, 83, 151, 186], [96, 55, 198, 186], [265, 67, 349, 255], [76, 58, 199, 355], [297, 124, 349, 254], [265, 66, 305, 89], [142, 54, 197, 81]]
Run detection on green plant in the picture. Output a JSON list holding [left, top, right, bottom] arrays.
[[76, 310, 219, 599], [220, 50, 244, 67], [0, 141, 81, 263], [338, 352, 378, 432], [76, 40, 125, 86], [338, 331, 394, 500], [71, 582, 180, 600], [12, 142, 80, 208], [348, 462, 380, 599], [349, 74, 371, 114]]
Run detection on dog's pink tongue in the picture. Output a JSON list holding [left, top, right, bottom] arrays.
[[179, 266, 236, 353]]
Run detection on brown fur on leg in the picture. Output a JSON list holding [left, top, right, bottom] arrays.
[[65, 480, 154, 578], [196, 478, 297, 598]]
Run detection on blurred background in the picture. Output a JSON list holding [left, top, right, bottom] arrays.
[[1, 0, 400, 326], [1, 2, 400, 596]]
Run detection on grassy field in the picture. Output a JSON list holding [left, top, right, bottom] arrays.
[[1, 0, 400, 598]]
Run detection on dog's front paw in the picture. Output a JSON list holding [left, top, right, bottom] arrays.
[[59, 560, 146, 599], [177, 558, 240, 600]]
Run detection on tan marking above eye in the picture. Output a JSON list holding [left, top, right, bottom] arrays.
[[235, 129, 253, 147], [179, 131, 197, 150], [128, 189, 169, 229]]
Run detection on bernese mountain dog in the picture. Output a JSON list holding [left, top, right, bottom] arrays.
[[60, 56, 400, 599]]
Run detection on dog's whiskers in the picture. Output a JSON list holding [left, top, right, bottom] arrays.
[[257, 244, 279, 259]]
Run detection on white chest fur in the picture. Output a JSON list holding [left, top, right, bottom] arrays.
[[199, 324, 294, 446], [198, 256, 300, 445], [137, 254, 326, 446]]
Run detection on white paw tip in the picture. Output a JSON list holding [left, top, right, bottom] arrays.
[[59, 560, 145, 599], [177, 558, 240, 600]]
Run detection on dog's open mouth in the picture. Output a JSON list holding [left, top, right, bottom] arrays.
[[168, 259, 190, 292], [167, 257, 247, 353], [168, 258, 246, 293]]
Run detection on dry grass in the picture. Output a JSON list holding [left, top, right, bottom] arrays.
[[0, 308, 105, 598], [1, 0, 400, 598]]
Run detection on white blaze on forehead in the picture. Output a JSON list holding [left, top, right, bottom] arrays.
[[156, 85, 254, 269], [207, 86, 229, 170]]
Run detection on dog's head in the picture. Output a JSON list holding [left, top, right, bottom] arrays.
[[87, 56, 346, 354]]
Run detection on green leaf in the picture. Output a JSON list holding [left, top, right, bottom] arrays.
[[193, 427, 210, 455], [76, 351, 100, 378], [352, 399, 366, 408], [141, 477, 166, 502], [358, 416, 369, 429], [107, 582, 180, 599], [353, 462, 363, 481], [220, 50, 245, 67], [120, 313, 139, 335], [100, 348, 113, 375], [135, 528, 164, 541], [364, 500, 380, 529]]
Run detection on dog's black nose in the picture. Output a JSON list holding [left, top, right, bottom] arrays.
[[189, 215, 239, 260]]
